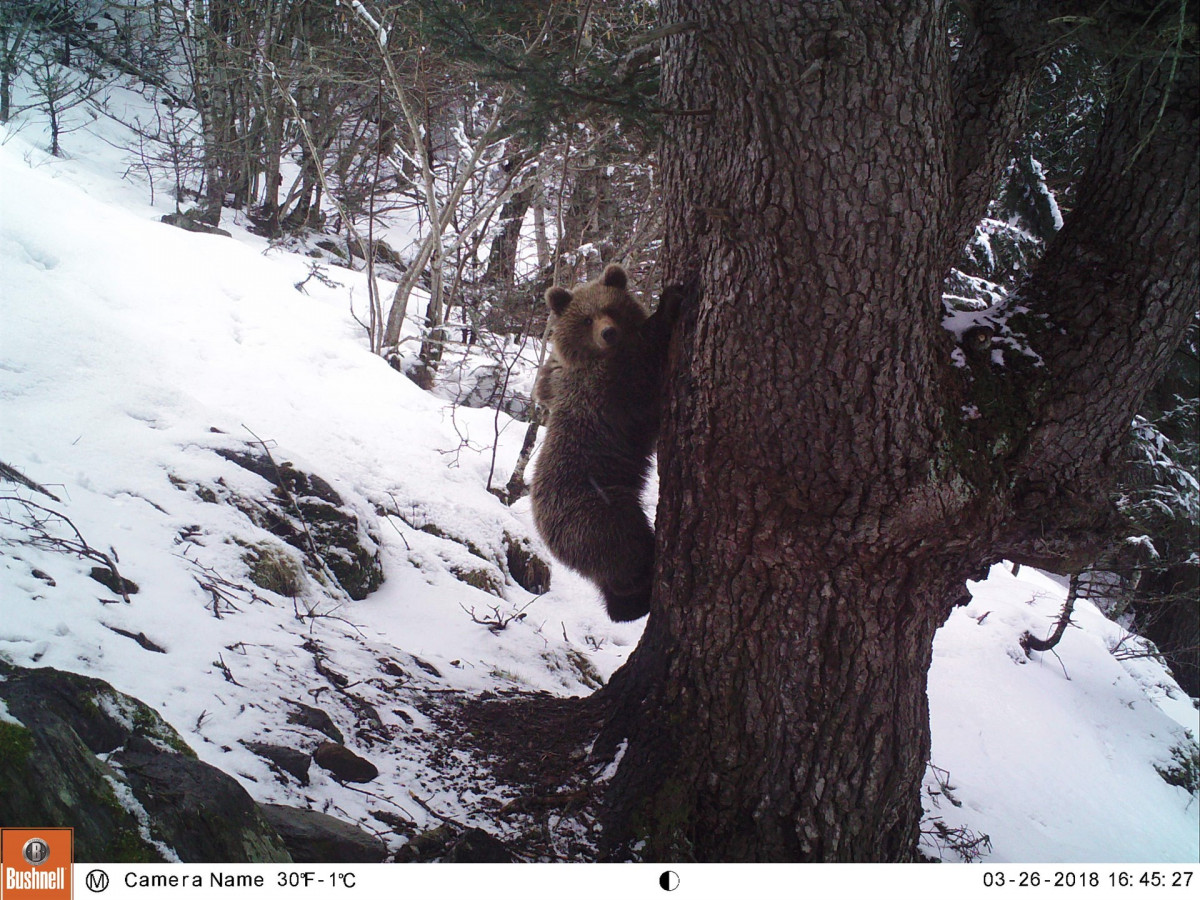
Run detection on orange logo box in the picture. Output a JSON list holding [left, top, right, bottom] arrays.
[[0, 829, 72, 900]]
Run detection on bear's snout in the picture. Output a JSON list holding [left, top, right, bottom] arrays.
[[593, 316, 619, 348]]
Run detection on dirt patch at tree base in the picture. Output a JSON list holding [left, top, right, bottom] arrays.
[[416, 689, 615, 861]]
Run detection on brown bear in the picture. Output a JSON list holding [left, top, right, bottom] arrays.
[[530, 263, 683, 621]]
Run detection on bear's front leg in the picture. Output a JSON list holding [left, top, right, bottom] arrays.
[[645, 275, 700, 353], [534, 353, 562, 411]]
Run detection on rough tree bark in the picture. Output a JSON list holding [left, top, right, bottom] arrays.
[[595, 0, 1198, 862]]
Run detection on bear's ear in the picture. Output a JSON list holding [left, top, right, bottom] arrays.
[[601, 264, 627, 290], [545, 286, 573, 315]]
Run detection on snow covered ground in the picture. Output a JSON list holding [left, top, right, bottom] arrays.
[[1, 79, 1196, 864]]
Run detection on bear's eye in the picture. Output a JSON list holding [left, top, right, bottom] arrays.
[[582, 316, 593, 326]]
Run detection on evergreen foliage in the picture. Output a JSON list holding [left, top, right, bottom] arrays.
[[404, 0, 665, 142]]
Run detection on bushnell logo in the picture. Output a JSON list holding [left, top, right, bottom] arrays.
[[1, 828, 73, 898]]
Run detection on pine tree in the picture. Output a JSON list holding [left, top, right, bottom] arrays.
[[596, 0, 1198, 860]]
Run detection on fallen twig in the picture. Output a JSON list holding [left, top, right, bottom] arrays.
[[1, 494, 132, 602], [0, 461, 62, 501]]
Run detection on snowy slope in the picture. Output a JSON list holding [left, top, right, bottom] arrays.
[[927, 565, 1197, 862], [0, 89, 644, 853], [1, 83, 1196, 863]]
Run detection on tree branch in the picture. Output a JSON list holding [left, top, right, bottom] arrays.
[[990, 48, 1199, 567], [943, 2, 1075, 266], [1020, 574, 1079, 653]]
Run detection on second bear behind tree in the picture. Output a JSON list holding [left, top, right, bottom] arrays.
[[531, 264, 683, 621]]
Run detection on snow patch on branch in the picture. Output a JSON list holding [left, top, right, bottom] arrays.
[[941, 299, 1044, 367], [349, 1, 389, 49]]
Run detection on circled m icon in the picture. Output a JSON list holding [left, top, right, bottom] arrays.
[[86, 869, 111, 892]]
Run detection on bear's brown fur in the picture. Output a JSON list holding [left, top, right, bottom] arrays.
[[530, 264, 683, 621]]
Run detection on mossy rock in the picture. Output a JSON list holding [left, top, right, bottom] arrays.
[[1156, 742, 1200, 795], [416, 519, 489, 561], [450, 564, 505, 597], [0, 719, 34, 768], [214, 447, 384, 600], [112, 736, 291, 862], [242, 542, 304, 598], [0, 664, 170, 862], [0, 661, 290, 863]]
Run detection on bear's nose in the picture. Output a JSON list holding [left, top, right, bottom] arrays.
[[600, 326, 617, 345]]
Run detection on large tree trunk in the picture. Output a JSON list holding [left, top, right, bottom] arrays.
[[596, 0, 1198, 862]]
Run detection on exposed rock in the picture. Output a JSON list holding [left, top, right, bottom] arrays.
[[214, 446, 384, 600], [383, 506, 550, 599], [414, 519, 488, 560], [260, 804, 388, 863], [296, 640, 386, 741], [450, 564, 505, 597], [444, 827, 515, 862], [457, 363, 533, 421], [31, 568, 56, 586], [89, 566, 140, 597], [410, 655, 442, 679], [313, 238, 346, 260], [243, 741, 312, 785], [1155, 742, 1199, 795], [377, 657, 409, 681], [566, 649, 604, 691], [393, 824, 453, 862], [302, 638, 350, 688], [342, 236, 406, 272], [395, 825, 513, 863], [312, 741, 378, 783], [0, 663, 134, 754], [0, 662, 291, 864], [403, 359, 435, 391], [504, 533, 551, 595], [160, 212, 232, 238], [285, 701, 344, 743], [112, 736, 292, 863], [0, 690, 162, 862], [370, 808, 416, 837]]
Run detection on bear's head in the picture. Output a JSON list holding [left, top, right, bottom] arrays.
[[545, 264, 647, 365]]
